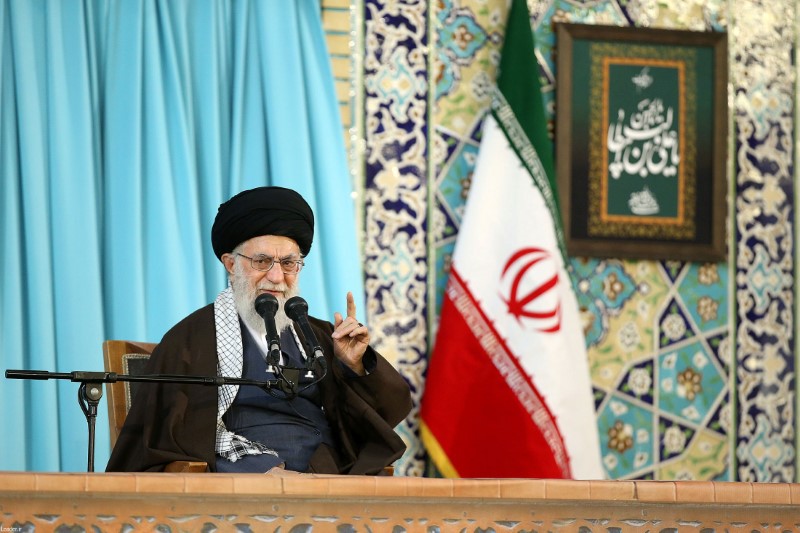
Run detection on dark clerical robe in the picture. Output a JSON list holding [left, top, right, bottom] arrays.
[[106, 304, 411, 474]]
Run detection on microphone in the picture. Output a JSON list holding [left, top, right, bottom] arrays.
[[284, 296, 326, 374], [254, 293, 281, 366]]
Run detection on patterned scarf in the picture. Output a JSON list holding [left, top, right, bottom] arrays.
[[213, 286, 278, 462]]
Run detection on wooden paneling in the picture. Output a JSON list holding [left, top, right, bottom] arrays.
[[2, 473, 798, 531]]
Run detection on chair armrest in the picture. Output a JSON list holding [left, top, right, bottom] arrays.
[[164, 461, 208, 473]]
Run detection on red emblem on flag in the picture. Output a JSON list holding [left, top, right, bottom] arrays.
[[500, 247, 562, 333]]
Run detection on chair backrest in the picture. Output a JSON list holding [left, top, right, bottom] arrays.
[[102, 340, 157, 448]]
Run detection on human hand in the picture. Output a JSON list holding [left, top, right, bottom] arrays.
[[332, 291, 369, 375], [265, 464, 304, 476]]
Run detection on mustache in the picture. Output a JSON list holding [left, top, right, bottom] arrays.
[[256, 283, 289, 293]]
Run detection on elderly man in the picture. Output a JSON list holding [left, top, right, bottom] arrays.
[[106, 186, 411, 474]]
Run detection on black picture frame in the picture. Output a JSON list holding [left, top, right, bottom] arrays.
[[555, 23, 728, 262]]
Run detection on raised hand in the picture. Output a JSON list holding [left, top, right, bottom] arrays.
[[332, 291, 370, 375]]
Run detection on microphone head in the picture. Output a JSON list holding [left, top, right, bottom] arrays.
[[284, 296, 309, 321], [254, 293, 279, 318]]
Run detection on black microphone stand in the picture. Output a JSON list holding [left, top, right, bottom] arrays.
[[4, 369, 287, 473]]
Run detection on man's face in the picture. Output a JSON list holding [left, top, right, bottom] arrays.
[[222, 235, 302, 332], [222, 235, 302, 297]]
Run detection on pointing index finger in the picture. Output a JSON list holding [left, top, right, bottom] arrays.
[[346, 291, 357, 319]]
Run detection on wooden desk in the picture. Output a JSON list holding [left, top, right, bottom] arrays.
[[1, 472, 798, 531]]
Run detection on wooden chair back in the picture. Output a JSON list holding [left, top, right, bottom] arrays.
[[102, 340, 207, 473], [102, 339, 157, 449]]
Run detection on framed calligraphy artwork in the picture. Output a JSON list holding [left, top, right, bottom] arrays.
[[555, 23, 728, 261]]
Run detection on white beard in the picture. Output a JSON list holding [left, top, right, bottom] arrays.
[[230, 260, 300, 336]]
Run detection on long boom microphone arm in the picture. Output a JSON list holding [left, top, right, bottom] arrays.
[[5, 369, 281, 473], [6, 369, 280, 387]]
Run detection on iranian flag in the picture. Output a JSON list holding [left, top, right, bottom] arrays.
[[420, 0, 604, 479]]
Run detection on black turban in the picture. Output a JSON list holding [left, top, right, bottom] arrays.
[[211, 186, 315, 259]]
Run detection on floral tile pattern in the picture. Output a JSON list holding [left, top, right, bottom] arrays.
[[658, 298, 699, 349], [658, 342, 726, 423], [598, 396, 654, 478], [363, 0, 431, 476], [728, 0, 796, 482]]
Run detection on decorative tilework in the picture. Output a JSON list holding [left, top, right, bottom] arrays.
[[730, 0, 796, 482], [349, 0, 797, 482], [681, 263, 728, 332], [598, 396, 654, 477], [617, 359, 654, 405], [362, 0, 430, 477], [658, 342, 726, 422], [659, 298, 698, 349]]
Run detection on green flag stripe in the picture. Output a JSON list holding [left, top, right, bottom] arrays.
[[491, 0, 567, 261]]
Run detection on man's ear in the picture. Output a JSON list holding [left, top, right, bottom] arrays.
[[221, 253, 236, 276]]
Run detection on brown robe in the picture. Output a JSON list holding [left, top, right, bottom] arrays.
[[105, 304, 411, 474]]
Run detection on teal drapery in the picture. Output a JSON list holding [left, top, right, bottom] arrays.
[[0, 0, 364, 472]]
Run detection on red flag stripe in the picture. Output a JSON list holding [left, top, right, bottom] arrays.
[[422, 267, 572, 478]]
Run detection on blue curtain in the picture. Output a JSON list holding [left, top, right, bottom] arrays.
[[0, 0, 364, 472]]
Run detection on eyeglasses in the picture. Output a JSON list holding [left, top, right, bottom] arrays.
[[236, 253, 305, 274]]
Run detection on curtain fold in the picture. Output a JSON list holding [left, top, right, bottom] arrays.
[[0, 0, 361, 472]]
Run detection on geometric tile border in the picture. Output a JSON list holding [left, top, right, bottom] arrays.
[[361, 0, 430, 476]]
